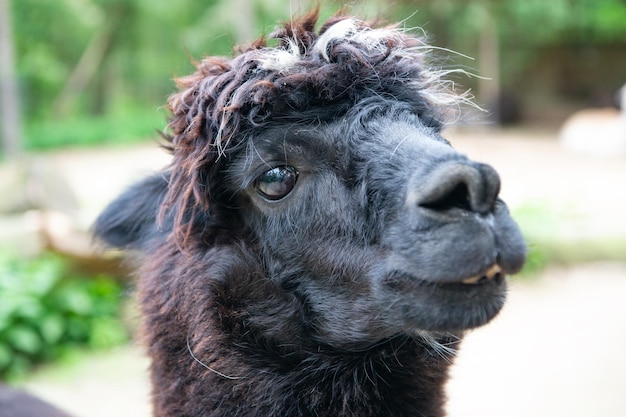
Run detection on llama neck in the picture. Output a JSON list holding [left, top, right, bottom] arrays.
[[150, 326, 456, 417], [140, 244, 459, 417]]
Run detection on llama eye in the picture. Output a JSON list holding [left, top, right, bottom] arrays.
[[255, 166, 298, 200]]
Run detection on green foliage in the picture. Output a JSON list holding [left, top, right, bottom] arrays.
[[512, 202, 560, 277], [397, 0, 626, 43], [8, 0, 626, 152], [517, 243, 551, 278], [566, 0, 626, 41], [0, 252, 128, 380], [24, 106, 167, 150], [393, 0, 626, 93], [512, 202, 626, 277], [12, 0, 100, 119], [9, 0, 302, 152]]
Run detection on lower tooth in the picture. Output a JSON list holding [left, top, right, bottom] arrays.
[[462, 276, 481, 284], [485, 264, 502, 279], [461, 264, 503, 284]]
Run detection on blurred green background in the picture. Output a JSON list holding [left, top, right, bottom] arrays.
[[2, 0, 625, 154], [0, 0, 625, 409]]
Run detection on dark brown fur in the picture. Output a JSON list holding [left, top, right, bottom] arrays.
[[139, 243, 455, 417]]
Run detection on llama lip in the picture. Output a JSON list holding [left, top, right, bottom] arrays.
[[381, 265, 505, 291], [461, 264, 503, 285]]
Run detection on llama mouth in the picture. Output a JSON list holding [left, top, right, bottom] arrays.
[[460, 264, 504, 285], [382, 263, 506, 292], [380, 263, 508, 332]]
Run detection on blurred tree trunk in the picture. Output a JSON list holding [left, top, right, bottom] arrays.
[[476, 3, 501, 125], [90, 30, 117, 115], [52, 27, 114, 118], [289, 0, 308, 15], [0, 0, 23, 156], [232, 0, 257, 44], [53, 1, 135, 118], [90, 2, 138, 116], [231, 0, 309, 45]]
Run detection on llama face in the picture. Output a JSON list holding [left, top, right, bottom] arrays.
[[95, 14, 526, 353], [223, 101, 526, 347]]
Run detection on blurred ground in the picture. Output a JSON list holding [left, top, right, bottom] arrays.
[[13, 128, 626, 417], [447, 262, 626, 417]]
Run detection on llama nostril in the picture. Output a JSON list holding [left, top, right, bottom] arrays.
[[420, 181, 472, 212], [416, 162, 501, 215]]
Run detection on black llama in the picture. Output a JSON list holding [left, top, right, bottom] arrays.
[[95, 11, 526, 417]]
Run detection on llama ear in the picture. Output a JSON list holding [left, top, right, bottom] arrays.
[[93, 172, 170, 250]]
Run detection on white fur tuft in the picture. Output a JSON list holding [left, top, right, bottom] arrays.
[[314, 18, 402, 63], [314, 19, 358, 62], [257, 38, 302, 72]]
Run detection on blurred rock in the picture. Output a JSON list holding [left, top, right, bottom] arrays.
[[559, 83, 626, 155], [0, 156, 79, 214], [0, 156, 124, 276]]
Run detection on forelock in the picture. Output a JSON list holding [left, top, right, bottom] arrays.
[[257, 17, 407, 72]]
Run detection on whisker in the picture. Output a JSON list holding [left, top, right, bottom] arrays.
[[186, 335, 246, 380]]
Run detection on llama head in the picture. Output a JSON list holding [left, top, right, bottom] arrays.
[[95, 11, 526, 350]]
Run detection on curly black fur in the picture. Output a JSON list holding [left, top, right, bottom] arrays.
[[95, 10, 526, 417]]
